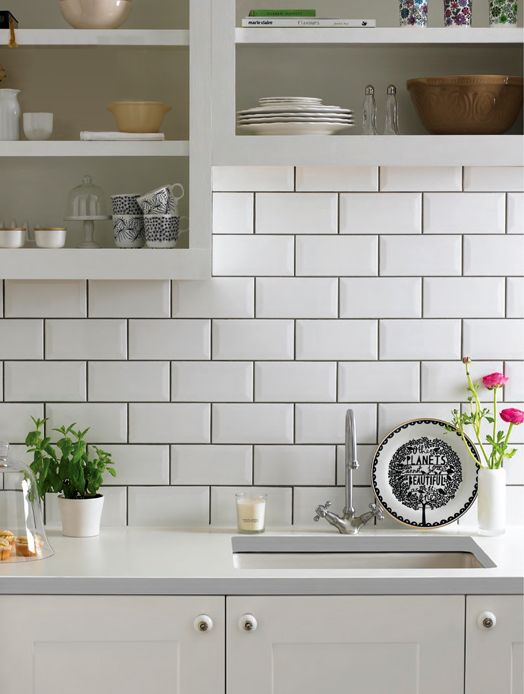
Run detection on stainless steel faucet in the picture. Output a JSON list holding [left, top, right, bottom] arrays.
[[313, 409, 384, 534]]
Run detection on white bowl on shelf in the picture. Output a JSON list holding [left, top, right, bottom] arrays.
[[59, 0, 132, 30], [0, 228, 25, 248], [34, 228, 67, 249]]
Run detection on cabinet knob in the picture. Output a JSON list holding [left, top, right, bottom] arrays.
[[239, 614, 258, 632], [478, 611, 497, 630], [194, 614, 214, 633]]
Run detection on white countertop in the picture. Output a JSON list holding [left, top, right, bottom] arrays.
[[0, 526, 522, 595]]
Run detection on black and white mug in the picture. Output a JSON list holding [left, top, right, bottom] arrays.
[[113, 214, 145, 248], [144, 214, 188, 249], [111, 193, 142, 216], [138, 183, 185, 215]]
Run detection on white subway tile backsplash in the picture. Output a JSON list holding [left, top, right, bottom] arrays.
[[256, 278, 338, 317], [380, 236, 461, 276], [464, 167, 524, 192], [129, 404, 210, 443], [0, 404, 44, 442], [5, 362, 86, 402], [505, 362, 524, 401], [254, 445, 335, 486], [213, 235, 294, 276], [212, 404, 293, 444], [336, 444, 376, 486], [380, 320, 461, 359], [421, 361, 503, 402], [423, 193, 505, 234], [171, 445, 252, 485], [338, 362, 419, 403], [507, 487, 524, 526], [97, 445, 170, 485], [296, 320, 377, 360], [295, 166, 378, 192], [463, 320, 524, 359], [46, 403, 127, 443], [213, 320, 294, 360], [89, 362, 170, 402], [172, 362, 253, 402], [256, 193, 337, 234], [129, 319, 210, 360], [5, 281, 86, 317], [296, 236, 378, 276], [424, 278, 505, 318], [507, 278, 524, 317], [505, 445, 524, 484], [464, 235, 524, 276], [128, 486, 210, 527], [293, 486, 374, 528], [255, 362, 336, 402], [340, 278, 421, 318], [295, 404, 376, 444], [172, 278, 254, 318], [213, 166, 294, 191], [0, 320, 43, 359], [340, 193, 421, 234], [46, 487, 127, 527], [213, 193, 253, 234], [508, 193, 524, 234], [46, 319, 126, 360], [89, 281, 170, 318], [378, 403, 455, 439], [380, 167, 462, 192], [211, 486, 292, 527]]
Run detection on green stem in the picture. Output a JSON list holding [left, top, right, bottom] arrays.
[[464, 361, 491, 467], [492, 388, 497, 470], [497, 423, 514, 469]]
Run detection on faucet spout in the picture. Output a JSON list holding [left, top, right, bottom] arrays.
[[344, 409, 359, 519]]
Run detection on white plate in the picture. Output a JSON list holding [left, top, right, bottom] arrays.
[[259, 97, 322, 102], [238, 105, 352, 115], [237, 122, 353, 135], [238, 111, 353, 119], [238, 118, 354, 125], [372, 418, 479, 528]]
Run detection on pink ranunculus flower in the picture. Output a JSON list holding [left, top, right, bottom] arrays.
[[500, 408, 524, 425], [482, 372, 509, 390]]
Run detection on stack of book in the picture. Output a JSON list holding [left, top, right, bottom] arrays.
[[242, 9, 376, 28]]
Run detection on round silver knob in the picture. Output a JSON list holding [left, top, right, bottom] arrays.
[[239, 614, 258, 632], [194, 614, 213, 633], [478, 611, 496, 630]]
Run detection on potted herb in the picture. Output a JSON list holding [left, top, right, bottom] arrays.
[[25, 418, 116, 537]]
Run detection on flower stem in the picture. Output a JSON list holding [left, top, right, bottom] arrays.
[[492, 387, 497, 469]]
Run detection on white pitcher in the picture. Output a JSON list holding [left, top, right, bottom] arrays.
[[0, 89, 21, 140]]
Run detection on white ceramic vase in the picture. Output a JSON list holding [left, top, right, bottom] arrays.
[[0, 89, 21, 140], [477, 468, 506, 536], [58, 495, 104, 537]]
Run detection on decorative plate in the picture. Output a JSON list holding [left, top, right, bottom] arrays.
[[372, 419, 479, 528]]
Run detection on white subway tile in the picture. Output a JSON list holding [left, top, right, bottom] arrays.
[[424, 278, 505, 318], [213, 193, 253, 234], [380, 167, 462, 192], [505, 362, 524, 401], [293, 486, 374, 528], [89, 281, 170, 318], [255, 362, 336, 402], [128, 486, 209, 527], [256, 278, 338, 318], [46, 319, 126, 359], [507, 278, 524, 317], [5, 280, 86, 317], [213, 235, 294, 276], [463, 320, 524, 359], [508, 193, 524, 234], [296, 236, 378, 276], [89, 362, 170, 402], [171, 445, 252, 485], [340, 193, 421, 234], [380, 320, 461, 359], [0, 282, 2, 316], [0, 404, 43, 442], [47, 403, 127, 443], [213, 319, 294, 360], [172, 278, 254, 318], [380, 236, 461, 276], [295, 166, 378, 192], [423, 193, 505, 234], [507, 487, 524, 526], [46, 487, 127, 527], [296, 320, 377, 360], [129, 404, 210, 443], [211, 486, 292, 528], [5, 362, 86, 402], [213, 166, 294, 191], [256, 193, 338, 234], [254, 445, 335, 485], [336, 444, 376, 486], [296, 404, 377, 444], [172, 362, 253, 402], [464, 167, 524, 192], [129, 319, 210, 360], [464, 236, 524, 276], [338, 362, 419, 403], [378, 403, 455, 439], [96, 445, 170, 485], [0, 320, 43, 359], [212, 404, 293, 444], [341, 278, 421, 318], [421, 361, 503, 402]]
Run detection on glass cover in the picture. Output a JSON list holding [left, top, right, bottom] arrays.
[[65, 174, 109, 220], [0, 443, 53, 563]]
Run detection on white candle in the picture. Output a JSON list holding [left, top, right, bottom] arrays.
[[235, 494, 267, 534]]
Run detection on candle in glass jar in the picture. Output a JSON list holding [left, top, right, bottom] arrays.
[[235, 493, 267, 534]]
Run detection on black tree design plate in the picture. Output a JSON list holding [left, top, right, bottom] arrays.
[[372, 419, 479, 528]]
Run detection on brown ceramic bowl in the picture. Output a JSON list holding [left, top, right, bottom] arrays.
[[407, 75, 523, 135], [108, 101, 171, 133]]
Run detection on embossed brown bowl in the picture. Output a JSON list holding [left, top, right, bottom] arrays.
[[407, 75, 523, 134]]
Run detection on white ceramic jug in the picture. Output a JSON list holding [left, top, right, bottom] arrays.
[[0, 89, 20, 140]]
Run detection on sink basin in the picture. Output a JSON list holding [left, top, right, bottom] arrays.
[[232, 535, 494, 570]]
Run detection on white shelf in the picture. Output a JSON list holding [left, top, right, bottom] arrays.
[[0, 29, 189, 47], [0, 141, 190, 157], [235, 27, 524, 44]]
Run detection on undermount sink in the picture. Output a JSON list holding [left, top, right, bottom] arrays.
[[232, 535, 495, 570]]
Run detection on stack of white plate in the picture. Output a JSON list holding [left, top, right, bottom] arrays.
[[237, 97, 354, 135]]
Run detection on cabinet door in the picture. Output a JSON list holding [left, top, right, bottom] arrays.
[[466, 595, 524, 694], [0, 596, 224, 694], [227, 595, 464, 694]]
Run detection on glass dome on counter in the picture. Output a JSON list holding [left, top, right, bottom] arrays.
[[0, 443, 53, 563]]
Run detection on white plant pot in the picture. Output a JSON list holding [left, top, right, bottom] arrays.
[[477, 468, 506, 536], [58, 495, 104, 537]]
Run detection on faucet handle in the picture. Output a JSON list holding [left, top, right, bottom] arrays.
[[369, 502, 384, 521], [313, 501, 332, 522]]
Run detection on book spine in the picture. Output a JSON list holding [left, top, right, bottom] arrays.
[[242, 18, 376, 27], [248, 9, 317, 16]]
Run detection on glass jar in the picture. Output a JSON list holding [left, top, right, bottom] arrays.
[[444, 0, 473, 27], [489, 0, 518, 26], [235, 493, 267, 534], [399, 0, 428, 27]]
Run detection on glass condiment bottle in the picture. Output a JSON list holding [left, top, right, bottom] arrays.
[[384, 84, 400, 135], [362, 85, 377, 135]]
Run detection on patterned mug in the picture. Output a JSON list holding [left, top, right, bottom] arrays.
[[399, 0, 428, 27], [489, 0, 518, 26], [113, 214, 145, 249], [144, 215, 189, 249], [444, 0, 473, 26], [137, 183, 185, 216]]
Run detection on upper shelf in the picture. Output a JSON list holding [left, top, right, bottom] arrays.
[[0, 141, 190, 157], [0, 29, 189, 47], [235, 27, 524, 45]]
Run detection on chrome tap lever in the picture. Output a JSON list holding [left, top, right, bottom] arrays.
[[369, 503, 384, 522], [313, 501, 332, 522]]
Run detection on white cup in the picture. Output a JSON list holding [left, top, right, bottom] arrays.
[[23, 113, 53, 141], [34, 227, 67, 248]]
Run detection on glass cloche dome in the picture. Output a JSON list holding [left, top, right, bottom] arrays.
[[0, 443, 53, 563]]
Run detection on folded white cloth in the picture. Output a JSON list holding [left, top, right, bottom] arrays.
[[80, 131, 165, 141]]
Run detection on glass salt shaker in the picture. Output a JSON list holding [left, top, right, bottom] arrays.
[[362, 85, 377, 135], [384, 84, 400, 135]]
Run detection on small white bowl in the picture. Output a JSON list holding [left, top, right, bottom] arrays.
[[23, 113, 53, 141], [0, 228, 25, 248], [34, 228, 67, 249], [59, 0, 132, 29]]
